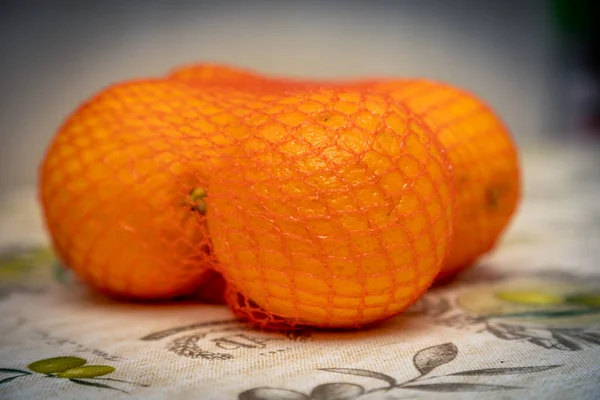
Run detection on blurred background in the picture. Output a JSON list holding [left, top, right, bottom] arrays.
[[1, 0, 599, 194]]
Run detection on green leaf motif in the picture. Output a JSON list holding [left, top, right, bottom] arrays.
[[69, 378, 129, 394], [496, 291, 563, 305], [489, 308, 600, 319], [565, 293, 600, 307], [57, 366, 115, 379], [28, 357, 86, 374]]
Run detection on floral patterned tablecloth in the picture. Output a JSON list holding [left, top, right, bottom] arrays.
[[1, 142, 600, 400]]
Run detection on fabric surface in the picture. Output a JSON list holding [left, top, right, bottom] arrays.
[[1, 143, 599, 400]]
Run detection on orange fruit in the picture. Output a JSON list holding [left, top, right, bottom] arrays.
[[168, 63, 268, 90], [168, 63, 379, 93], [39, 79, 237, 299], [205, 88, 454, 328], [370, 79, 521, 279]]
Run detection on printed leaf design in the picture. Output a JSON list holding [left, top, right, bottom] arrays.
[[552, 333, 582, 351], [412, 343, 458, 375], [0, 368, 31, 374], [167, 335, 233, 360], [402, 383, 522, 392], [565, 293, 600, 307], [318, 368, 397, 386], [28, 356, 86, 374], [0, 375, 26, 385], [485, 323, 527, 340], [446, 365, 562, 377], [140, 319, 238, 341], [489, 308, 600, 319], [309, 383, 364, 400], [69, 378, 129, 394], [239, 387, 309, 400], [92, 377, 150, 387], [578, 332, 600, 345], [235, 338, 574, 399]]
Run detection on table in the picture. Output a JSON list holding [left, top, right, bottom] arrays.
[[1, 141, 599, 400]]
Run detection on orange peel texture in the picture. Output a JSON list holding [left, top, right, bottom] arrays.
[[205, 88, 454, 329], [40, 80, 230, 299], [369, 80, 521, 279]]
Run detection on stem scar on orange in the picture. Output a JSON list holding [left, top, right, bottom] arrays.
[[39, 79, 241, 299]]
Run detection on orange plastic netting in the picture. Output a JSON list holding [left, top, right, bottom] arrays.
[[39, 64, 520, 329]]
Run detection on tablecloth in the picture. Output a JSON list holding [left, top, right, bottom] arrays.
[[1, 142, 599, 400]]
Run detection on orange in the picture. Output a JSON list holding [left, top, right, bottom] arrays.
[[369, 79, 521, 279], [168, 63, 379, 93], [205, 88, 454, 328], [168, 63, 268, 90], [39, 79, 236, 299]]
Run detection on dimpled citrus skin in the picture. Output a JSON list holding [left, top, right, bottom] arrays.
[[169, 63, 269, 88], [39, 79, 236, 299], [168, 63, 379, 93], [205, 88, 454, 328], [370, 80, 521, 279]]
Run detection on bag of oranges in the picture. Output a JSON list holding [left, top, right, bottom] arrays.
[[39, 63, 520, 329]]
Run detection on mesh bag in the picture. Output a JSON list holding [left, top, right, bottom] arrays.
[[40, 80, 222, 300], [368, 80, 521, 280], [39, 64, 518, 329]]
